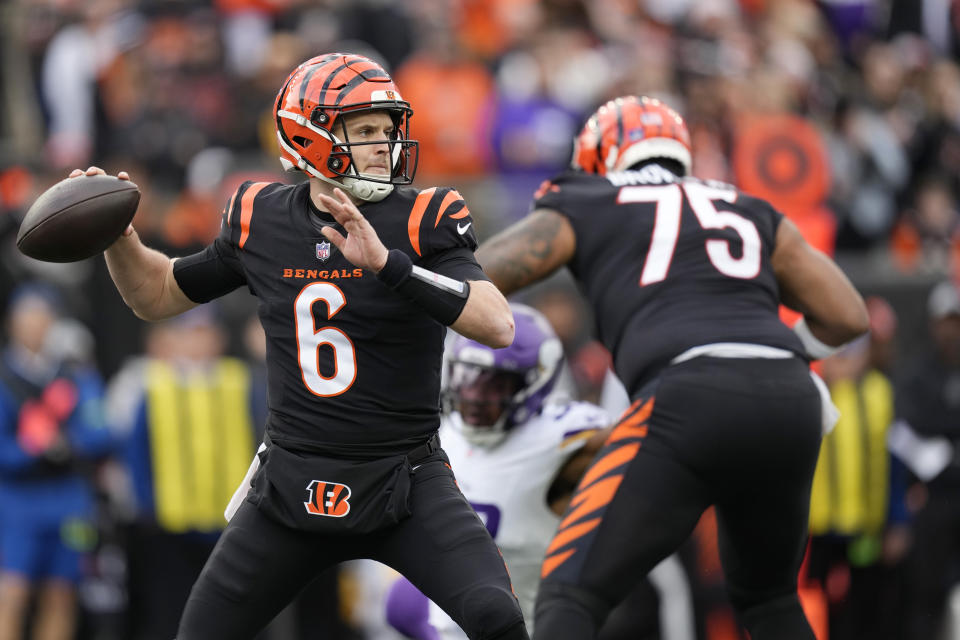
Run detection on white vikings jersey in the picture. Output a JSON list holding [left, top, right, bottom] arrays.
[[433, 400, 610, 635]]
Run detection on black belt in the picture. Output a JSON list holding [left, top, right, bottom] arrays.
[[406, 432, 441, 464]]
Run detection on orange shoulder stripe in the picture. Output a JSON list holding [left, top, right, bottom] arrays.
[[434, 189, 466, 227], [238, 182, 269, 249], [407, 187, 437, 256]]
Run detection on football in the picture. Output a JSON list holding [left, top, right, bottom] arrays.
[[16, 174, 140, 263]]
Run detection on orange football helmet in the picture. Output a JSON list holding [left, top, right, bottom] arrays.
[[274, 53, 419, 202], [572, 96, 691, 176]]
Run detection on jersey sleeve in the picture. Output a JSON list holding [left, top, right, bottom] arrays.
[[406, 187, 479, 259], [172, 183, 250, 303], [540, 401, 611, 452], [531, 170, 595, 223], [417, 247, 489, 283], [737, 192, 784, 247]]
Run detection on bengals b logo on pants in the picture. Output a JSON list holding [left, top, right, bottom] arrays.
[[304, 480, 351, 517]]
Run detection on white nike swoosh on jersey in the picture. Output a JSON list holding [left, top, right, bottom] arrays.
[[411, 464, 423, 471], [457, 222, 472, 235]]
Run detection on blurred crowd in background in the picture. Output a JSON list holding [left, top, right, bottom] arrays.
[[1, 0, 960, 638]]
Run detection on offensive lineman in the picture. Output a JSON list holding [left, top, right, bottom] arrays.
[[476, 96, 869, 640], [72, 53, 528, 640]]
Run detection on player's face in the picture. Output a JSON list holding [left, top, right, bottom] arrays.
[[341, 111, 394, 177], [451, 365, 523, 427]]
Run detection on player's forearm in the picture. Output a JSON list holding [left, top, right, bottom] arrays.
[[104, 230, 196, 321], [450, 280, 515, 349], [773, 220, 868, 346]]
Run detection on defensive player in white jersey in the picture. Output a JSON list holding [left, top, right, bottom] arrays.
[[385, 304, 614, 638]]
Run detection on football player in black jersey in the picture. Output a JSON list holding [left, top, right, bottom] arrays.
[[476, 96, 869, 640], [70, 53, 529, 640]]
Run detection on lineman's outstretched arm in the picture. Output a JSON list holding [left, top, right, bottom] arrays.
[[772, 217, 869, 349], [475, 208, 576, 296]]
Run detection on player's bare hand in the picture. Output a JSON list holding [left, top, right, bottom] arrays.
[[316, 188, 389, 272], [68, 166, 131, 181], [68, 168, 135, 237]]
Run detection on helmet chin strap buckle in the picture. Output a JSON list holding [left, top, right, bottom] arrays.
[[341, 175, 393, 203], [350, 180, 373, 199]]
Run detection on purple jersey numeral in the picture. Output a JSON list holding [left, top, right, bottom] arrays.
[[470, 502, 502, 538]]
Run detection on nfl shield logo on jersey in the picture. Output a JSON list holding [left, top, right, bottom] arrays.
[[316, 241, 331, 261]]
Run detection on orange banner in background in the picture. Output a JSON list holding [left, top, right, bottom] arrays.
[[734, 113, 831, 213], [734, 112, 836, 334]]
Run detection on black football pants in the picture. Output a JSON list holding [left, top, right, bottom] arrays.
[[534, 356, 823, 640], [176, 450, 527, 640]]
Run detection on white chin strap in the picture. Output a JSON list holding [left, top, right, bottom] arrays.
[[340, 174, 394, 202]]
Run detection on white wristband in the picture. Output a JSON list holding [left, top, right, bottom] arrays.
[[793, 316, 840, 360]]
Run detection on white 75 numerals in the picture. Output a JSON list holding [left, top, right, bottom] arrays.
[[617, 182, 761, 286]]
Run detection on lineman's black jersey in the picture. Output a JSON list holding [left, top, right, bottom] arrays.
[[533, 165, 806, 395], [172, 180, 485, 454]]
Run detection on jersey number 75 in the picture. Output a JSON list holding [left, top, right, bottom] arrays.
[[618, 182, 761, 286]]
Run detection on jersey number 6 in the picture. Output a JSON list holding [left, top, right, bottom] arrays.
[[618, 182, 761, 286], [295, 282, 357, 396]]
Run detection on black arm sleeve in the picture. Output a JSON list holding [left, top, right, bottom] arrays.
[[172, 237, 247, 303]]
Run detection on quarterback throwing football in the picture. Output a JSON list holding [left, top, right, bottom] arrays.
[[74, 53, 528, 640]]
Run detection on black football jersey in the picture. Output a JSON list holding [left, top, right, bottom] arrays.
[[173, 181, 485, 454], [533, 165, 806, 395]]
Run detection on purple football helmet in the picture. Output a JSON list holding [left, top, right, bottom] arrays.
[[446, 303, 564, 447]]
